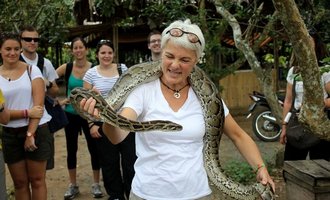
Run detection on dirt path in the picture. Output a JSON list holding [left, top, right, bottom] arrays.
[[5, 114, 286, 199]]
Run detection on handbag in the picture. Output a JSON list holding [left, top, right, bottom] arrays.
[[286, 110, 321, 149], [286, 75, 321, 149], [44, 96, 69, 133]]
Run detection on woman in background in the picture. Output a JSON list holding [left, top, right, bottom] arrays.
[[56, 37, 103, 199], [83, 40, 136, 200], [281, 31, 330, 161], [0, 32, 51, 200]]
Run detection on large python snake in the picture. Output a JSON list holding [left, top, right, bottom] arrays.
[[70, 61, 274, 200]]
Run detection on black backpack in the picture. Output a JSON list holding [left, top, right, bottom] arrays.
[[19, 54, 45, 73]]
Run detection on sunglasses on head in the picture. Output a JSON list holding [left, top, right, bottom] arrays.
[[166, 28, 201, 45], [98, 39, 112, 45], [21, 37, 40, 42]]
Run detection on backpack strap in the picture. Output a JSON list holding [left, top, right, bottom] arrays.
[[26, 65, 32, 82], [117, 63, 122, 76], [36, 54, 44, 73], [64, 62, 74, 95], [19, 54, 25, 62], [20, 54, 44, 73]]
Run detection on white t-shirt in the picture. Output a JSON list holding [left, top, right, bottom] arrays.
[[123, 79, 229, 200], [83, 64, 127, 98], [0, 65, 52, 127], [287, 67, 330, 110], [21, 53, 58, 82]]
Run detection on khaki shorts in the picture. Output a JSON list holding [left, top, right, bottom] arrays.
[[2, 124, 52, 164]]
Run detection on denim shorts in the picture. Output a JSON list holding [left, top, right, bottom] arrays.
[[1, 124, 52, 164]]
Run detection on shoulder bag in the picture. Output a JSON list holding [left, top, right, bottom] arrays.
[[286, 76, 321, 149]]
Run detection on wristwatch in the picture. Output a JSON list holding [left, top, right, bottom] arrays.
[[26, 132, 35, 137], [0, 104, 4, 113]]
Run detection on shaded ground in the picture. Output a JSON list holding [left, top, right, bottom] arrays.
[[5, 113, 286, 200]]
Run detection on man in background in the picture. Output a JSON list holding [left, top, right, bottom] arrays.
[[146, 30, 161, 62], [19, 25, 59, 170], [19, 25, 59, 98]]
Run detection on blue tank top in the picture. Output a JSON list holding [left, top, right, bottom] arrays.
[[65, 73, 83, 114]]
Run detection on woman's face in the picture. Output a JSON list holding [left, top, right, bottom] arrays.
[[161, 40, 198, 85], [97, 44, 114, 66], [72, 40, 88, 60], [0, 39, 21, 65]]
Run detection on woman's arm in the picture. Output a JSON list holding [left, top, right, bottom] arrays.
[[56, 63, 66, 78], [83, 81, 103, 138], [224, 114, 275, 191], [8, 106, 43, 120], [28, 77, 45, 133], [280, 82, 293, 144]]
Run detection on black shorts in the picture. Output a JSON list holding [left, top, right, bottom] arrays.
[[1, 124, 52, 164]]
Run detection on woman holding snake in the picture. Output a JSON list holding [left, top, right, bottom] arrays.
[[80, 19, 275, 200]]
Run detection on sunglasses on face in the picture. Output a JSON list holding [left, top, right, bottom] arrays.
[[21, 37, 40, 42], [166, 28, 201, 45]]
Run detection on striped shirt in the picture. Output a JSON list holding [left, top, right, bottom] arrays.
[[83, 64, 127, 98]]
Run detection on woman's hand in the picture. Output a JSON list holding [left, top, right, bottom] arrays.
[[59, 98, 70, 106], [280, 126, 287, 145], [80, 97, 100, 119], [24, 135, 38, 152], [28, 106, 44, 119], [90, 124, 102, 138], [256, 167, 275, 194]]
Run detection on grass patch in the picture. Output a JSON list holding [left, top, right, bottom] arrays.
[[223, 158, 275, 185]]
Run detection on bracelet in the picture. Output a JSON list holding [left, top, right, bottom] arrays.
[[23, 109, 28, 119], [282, 123, 287, 126], [254, 163, 265, 173]]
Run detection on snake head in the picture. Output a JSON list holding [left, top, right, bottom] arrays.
[[254, 183, 275, 200]]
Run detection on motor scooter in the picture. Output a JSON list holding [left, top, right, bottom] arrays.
[[246, 91, 284, 142]]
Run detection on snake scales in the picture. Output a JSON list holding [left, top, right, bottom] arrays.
[[70, 61, 274, 200]]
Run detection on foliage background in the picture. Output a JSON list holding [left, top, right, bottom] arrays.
[[0, 0, 330, 82]]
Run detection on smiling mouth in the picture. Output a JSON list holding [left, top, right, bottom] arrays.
[[167, 70, 182, 77]]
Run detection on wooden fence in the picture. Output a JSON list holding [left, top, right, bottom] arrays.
[[219, 70, 276, 111]]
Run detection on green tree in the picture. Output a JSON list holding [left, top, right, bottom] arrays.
[[0, 0, 75, 64]]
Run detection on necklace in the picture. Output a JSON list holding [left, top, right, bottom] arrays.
[[0, 66, 13, 82], [160, 78, 189, 99]]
